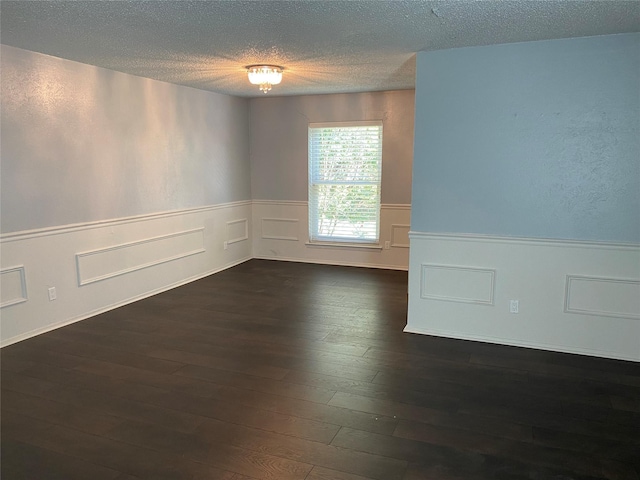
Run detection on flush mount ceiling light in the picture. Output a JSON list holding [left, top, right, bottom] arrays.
[[246, 64, 284, 93]]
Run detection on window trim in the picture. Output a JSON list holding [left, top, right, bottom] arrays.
[[305, 240, 383, 250]]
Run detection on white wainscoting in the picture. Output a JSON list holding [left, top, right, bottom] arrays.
[[420, 264, 495, 306], [0, 201, 252, 347], [252, 200, 410, 270], [406, 232, 640, 361], [391, 224, 410, 248], [261, 218, 299, 241], [564, 275, 640, 320], [76, 228, 206, 286], [226, 218, 249, 245], [0, 266, 28, 308]]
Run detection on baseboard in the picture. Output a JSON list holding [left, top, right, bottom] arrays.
[[2, 253, 400, 348], [403, 324, 639, 363], [252, 201, 410, 270], [1, 256, 251, 348], [253, 255, 408, 271]]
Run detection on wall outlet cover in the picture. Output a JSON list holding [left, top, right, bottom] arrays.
[[509, 300, 519, 313]]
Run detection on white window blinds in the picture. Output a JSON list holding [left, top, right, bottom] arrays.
[[308, 122, 382, 243]]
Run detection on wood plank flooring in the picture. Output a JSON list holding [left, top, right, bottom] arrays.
[[2, 259, 639, 480]]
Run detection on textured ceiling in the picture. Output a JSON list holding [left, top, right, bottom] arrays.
[[1, 1, 639, 97]]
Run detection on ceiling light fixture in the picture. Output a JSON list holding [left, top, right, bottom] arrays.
[[246, 65, 283, 94]]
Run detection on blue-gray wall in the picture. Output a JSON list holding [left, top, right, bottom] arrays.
[[411, 33, 640, 243]]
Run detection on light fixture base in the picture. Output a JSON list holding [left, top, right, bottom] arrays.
[[246, 64, 284, 93]]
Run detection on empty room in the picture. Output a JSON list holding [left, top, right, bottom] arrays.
[[1, 1, 639, 479]]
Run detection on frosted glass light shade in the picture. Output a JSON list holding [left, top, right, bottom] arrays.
[[246, 65, 283, 93]]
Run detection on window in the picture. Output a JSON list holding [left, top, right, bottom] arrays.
[[308, 121, 382, 244]]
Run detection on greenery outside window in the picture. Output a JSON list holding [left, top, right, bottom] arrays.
[[308, 121, 382, 244]]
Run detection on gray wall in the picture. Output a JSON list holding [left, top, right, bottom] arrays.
[[411, 33, 640, 242], [1, 45, 251, 233], [250, 90, 414, 204]]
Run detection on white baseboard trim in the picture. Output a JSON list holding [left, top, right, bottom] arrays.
[[253, 201, 410, 270], [0, 256, 251, 348], [403, 324, 639, 363], [2, 198, 408, 347], [253, 255, 408, 271]]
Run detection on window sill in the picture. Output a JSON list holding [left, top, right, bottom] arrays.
[[305, 241, 383, 250]]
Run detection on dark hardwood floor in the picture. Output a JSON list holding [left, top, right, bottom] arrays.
[[2, 259, 639, 480]]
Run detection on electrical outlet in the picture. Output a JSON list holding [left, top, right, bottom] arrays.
[[509, 300, 519, 314], [48, 287, 57, 301], [223, 241, 228, 250], [384, 241, 390, 249]]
